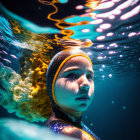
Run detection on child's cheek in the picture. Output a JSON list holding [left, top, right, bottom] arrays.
[[56, 78, 79, 94], [64, 81, 79, 94]]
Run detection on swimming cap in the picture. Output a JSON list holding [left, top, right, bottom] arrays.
[[46, 49, 92, 106]]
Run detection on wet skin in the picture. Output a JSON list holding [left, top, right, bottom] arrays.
[[54, 56, 94, 117]]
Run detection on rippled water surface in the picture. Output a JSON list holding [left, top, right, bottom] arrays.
[[0, 0, 139, 80], [86, 0, 140, 79]]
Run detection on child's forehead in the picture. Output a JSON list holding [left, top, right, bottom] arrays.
[[60, 56, 93, 71], [66, 56, 91, 64]]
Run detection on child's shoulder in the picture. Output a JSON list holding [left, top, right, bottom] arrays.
[[46, 119, 100, 140], [46, 119, 80, 136], [62, 124, 99, 140]]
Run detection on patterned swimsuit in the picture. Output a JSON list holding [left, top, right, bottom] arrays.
[[46, 106, 100, 140]]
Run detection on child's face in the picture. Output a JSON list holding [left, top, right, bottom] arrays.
[[54, 56, 94, 116]]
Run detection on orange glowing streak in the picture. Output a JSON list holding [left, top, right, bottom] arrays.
[[38, 0, 103, 39], [38, 0, 90, 30]]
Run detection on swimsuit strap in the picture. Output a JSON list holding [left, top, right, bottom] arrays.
[[46, 120, 68, 134]]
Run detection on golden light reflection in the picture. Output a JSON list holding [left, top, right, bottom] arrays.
[[38, 0, 103, 39]]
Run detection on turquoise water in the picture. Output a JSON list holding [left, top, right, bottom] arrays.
[[0, 0, 140, 140]]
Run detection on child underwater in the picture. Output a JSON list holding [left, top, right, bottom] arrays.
[[45, 49, 100, 140]]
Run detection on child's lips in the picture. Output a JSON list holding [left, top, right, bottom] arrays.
[[76, 95, 90, 101]]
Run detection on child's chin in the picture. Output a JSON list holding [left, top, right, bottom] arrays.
[[77, 104, 89, 111]]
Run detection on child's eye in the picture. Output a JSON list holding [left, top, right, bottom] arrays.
[[87, 74, 94, 80], [65, 73, 79, 79]]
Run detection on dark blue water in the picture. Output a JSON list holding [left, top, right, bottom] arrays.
[[84, 77, 140, 140], [0, 0, 140, 140]]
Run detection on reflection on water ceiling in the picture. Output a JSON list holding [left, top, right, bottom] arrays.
[[0, 0, 140, 82]]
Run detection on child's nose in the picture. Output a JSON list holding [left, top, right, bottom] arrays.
[[80, 85, 90, 91], [79, 75, 90, 91]]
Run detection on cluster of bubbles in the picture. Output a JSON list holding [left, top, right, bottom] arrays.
[[83, 0, 140, 80]]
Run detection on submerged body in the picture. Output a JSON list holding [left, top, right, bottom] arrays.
[[46, 106, 100, 140]]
